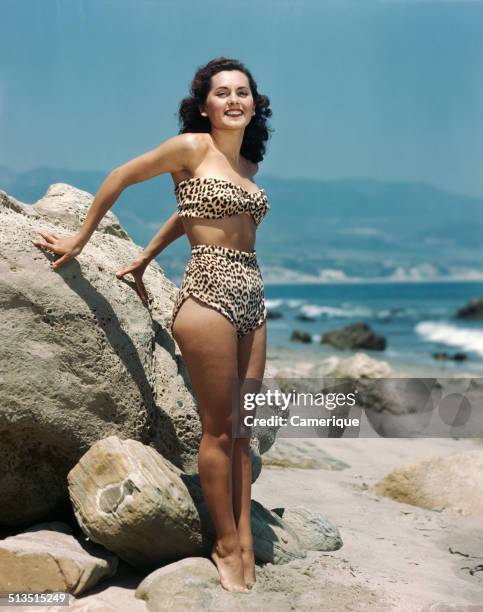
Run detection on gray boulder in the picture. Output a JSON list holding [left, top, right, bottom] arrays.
[[271, 506, 342, 552], [321, 322, 386, 351]]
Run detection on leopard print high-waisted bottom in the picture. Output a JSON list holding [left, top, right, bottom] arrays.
[[170, 244, 267, 338]]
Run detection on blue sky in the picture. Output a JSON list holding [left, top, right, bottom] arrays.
[[1, 0, 483, 197]]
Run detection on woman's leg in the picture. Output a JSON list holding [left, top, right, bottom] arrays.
[[233, 321, 267, 586], [172, 296, 250, 593]]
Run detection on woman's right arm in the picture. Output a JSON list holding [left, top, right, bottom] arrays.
[[32, 133, 206, 269], [140, 211, 186, 262]]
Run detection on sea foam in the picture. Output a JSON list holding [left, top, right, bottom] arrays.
[[415, 321, 483, 357]]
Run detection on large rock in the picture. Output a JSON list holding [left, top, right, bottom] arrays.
[[68, 436, 305, 569], [135, 557, 293, 611], [320, 352, 393, 379], [0, 185, 277, 527], [321, 322, 386, 351], [271, 352, 393, 380], [372, 449, 483, 516], [456, 297, 483, 320], [33, 559, 149, 611], [68, 436, 204, 569], [0, 185, 194, 526], [135, 557, 220, 610], [0, 521, 117, 595]]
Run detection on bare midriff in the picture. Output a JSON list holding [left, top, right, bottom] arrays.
[[180, 213, 257, 253], [172, 135, 264, 253]]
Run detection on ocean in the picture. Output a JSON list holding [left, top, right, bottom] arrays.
[[264, 280, 483, 373]]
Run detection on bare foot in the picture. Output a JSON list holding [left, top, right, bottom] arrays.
[[241, 547, 256, 587], [211, 542, 251, 593]]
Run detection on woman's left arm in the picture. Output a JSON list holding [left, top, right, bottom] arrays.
[[140, 211, 186, 262]]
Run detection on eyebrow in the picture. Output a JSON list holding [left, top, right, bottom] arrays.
[[214, 85, 250, 90]]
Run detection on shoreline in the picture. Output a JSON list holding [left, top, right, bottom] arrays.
[[266, 343, 483, 379], [263, 277, 483, 286]]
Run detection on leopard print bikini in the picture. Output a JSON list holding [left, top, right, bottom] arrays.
[[169, 176, 270, 338]]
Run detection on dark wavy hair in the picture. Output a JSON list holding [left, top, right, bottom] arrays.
[[177, 57, 273, 164]]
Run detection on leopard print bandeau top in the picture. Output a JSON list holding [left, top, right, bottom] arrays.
[[174, 177, 270, 227]]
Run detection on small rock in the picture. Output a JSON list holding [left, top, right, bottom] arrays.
[[270, 506, 343, 551], [250, 500, 306, 564], [290, 330, 312, 343], [295, 313, 317, 322], [266, 309, 283, 319]]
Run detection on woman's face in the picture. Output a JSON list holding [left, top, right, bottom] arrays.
[[200, 70, 256, 130]]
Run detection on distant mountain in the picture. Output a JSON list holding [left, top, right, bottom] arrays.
[[2, 166, 483, 285]]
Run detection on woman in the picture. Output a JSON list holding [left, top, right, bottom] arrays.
[[31, 57, 272, 593]]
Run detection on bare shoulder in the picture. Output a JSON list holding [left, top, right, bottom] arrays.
[[170, 132, 210, 180], [177, 132, 210, 154], [182, 132, 210, 166], [161, 132, 208, 168]]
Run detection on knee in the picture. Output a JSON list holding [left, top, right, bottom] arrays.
[[201, 429, 235, 452]]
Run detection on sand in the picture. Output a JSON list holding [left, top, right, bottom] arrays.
[[22, 437, 480, 612], [253, 435, 483, 611]]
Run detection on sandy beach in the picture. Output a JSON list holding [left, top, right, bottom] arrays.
[[253, 435, 483, 611], [27, 436, 482, 611]]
